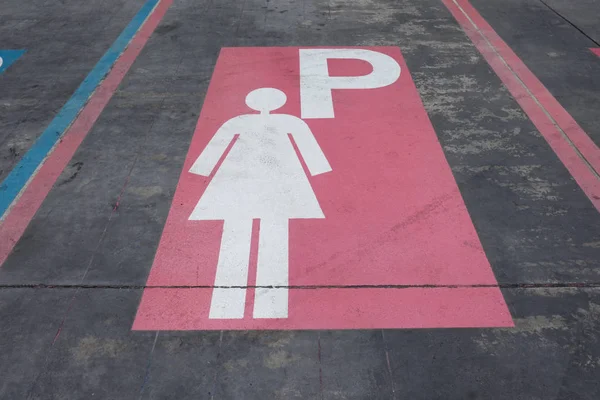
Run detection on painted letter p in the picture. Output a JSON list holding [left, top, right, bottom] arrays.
[[299, 48, 401, 119]]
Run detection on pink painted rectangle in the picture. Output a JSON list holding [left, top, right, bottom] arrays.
[[133, 47, 512, 330]]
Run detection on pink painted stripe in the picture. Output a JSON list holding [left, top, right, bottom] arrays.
[[442, 0, 600, 211], [592, 48, 600, 58], [0, 0, 174, 267]]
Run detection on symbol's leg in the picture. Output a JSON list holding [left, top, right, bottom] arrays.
[[209, 219, 253, 319], [254, 219, 289, 319]]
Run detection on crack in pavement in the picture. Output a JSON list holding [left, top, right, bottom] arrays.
[[2, 282, 600, 289], [538, 0, 600, 47]]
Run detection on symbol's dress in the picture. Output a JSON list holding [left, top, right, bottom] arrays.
[[189, 114, 325, 221]]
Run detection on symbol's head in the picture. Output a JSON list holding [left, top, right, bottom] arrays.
[[245, 88, 287, 113]]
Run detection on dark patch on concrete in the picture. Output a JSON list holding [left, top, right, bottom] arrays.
[[57, 161, 84, 186], [25, 289, 155, 399], [320, 330, 394, 399], [0, 289, 74, 399], [140, 332, 220, 399], [214, 331, 320, 399]]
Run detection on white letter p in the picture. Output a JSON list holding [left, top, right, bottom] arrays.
[[299, 48, 401, 119]]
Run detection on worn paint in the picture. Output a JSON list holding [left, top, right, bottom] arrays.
[[442, 0, 600, 212], [0, 50, 25, 74]]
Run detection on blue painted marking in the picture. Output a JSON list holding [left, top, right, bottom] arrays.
[[0, 50, 26, 74], [0, 0, 160, 217]]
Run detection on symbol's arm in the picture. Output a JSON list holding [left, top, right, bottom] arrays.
[[189, 119, 238, 176], [291, 120, 332, 176]]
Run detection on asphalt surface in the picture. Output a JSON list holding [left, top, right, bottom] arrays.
[[1, 0, 600, 398]]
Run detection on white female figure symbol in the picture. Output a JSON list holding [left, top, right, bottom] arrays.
[[189, 88, 332, 319]]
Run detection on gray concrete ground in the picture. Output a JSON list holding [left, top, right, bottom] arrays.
[[1, 0, 600, 398]]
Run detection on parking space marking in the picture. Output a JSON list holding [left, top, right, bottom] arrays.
[[133, 47, 512, 331], [0, 0, 165, 219], [443, 0, 600, 212], [0, 0, 174, 267]]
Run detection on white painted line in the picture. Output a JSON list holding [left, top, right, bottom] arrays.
[[254, 219, 289, 319], [208, 219, 253, 319]]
